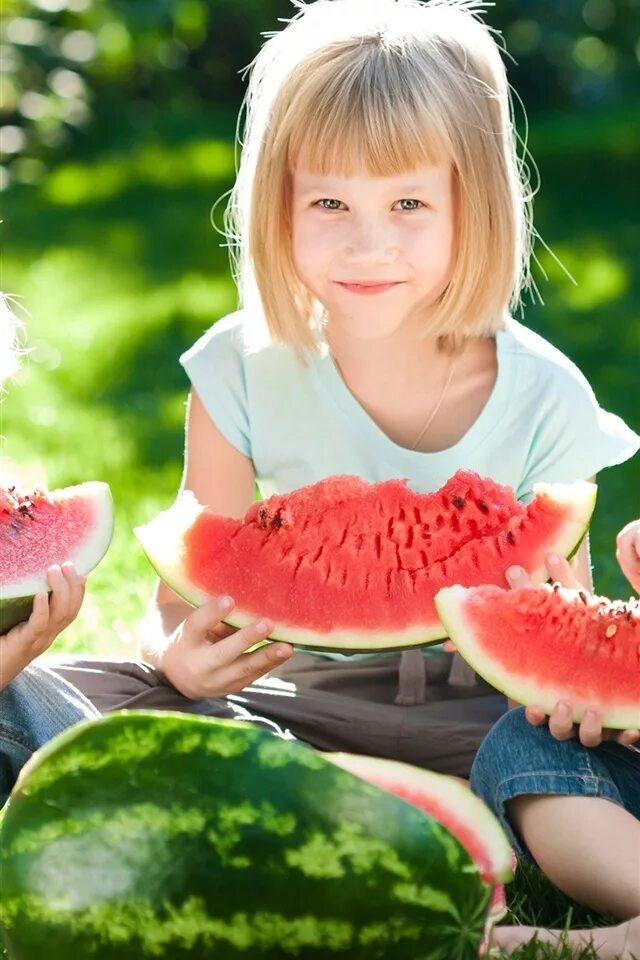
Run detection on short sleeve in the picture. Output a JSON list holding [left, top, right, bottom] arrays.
[[516, 362, 639, 502], [180, 313, 252, 458]]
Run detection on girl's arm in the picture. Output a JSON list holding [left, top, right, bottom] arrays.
[[140, 390, 293, 698], [0, 564, 85, 690]]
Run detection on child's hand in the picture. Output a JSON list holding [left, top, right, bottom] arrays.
[[616, 519, 640, 594], [0, 563, 86, 689], [525, 701, 640, 749], [159, 596, 293, 700]]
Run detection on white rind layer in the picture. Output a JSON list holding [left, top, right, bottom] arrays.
[[4, 482, 114, 598], [435, 584, 639, 731], [325, 752, 514, 884]]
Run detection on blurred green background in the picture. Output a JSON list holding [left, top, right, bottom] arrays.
[[1, 0, 638, 657]]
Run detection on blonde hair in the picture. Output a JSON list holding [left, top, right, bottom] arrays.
[[0, 294, 25, 390], [225, 0, 534, 355]]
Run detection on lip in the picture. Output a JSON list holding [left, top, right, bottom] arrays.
[[334, 281, 403, 295]]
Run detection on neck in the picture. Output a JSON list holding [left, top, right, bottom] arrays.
[[325, 320, 449, 387]]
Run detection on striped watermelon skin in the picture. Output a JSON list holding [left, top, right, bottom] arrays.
[[0, 712, 491, 960]]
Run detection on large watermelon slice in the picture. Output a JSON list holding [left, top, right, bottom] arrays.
[[0, 711, 504, 960], [435, 584, 640, 729], [0, 481, 114, 632], [135, 470, 596, 652]]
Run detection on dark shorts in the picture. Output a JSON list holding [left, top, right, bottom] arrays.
[[50, 650, 507, 778]]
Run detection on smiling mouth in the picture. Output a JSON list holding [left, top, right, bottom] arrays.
[[334, 281, 403, 293]]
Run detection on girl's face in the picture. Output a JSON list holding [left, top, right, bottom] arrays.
[[291, 162, 455, 341]]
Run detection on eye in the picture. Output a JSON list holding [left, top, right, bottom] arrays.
[[315, 198, 346, 211], [394, 199, 424, 211]]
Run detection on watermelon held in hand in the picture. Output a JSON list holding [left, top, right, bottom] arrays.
[[0, 481, 114, 632], [1, 711, 507, 960], [435, 584, 640, 729], [135, 470, 596, 652]]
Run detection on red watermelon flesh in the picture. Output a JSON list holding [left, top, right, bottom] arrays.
[[0, 482, 113, 632], [135, 470, 596, 652], [435, 584, 640, 729], [325, 752, 514, 886]]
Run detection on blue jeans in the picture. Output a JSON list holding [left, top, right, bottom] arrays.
[[470, 707, 640, 861], [0, 664, 99, 806]]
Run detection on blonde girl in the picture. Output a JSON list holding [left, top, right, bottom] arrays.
[[52, 0, 640, 947]]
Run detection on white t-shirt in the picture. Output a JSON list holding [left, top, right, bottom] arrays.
[[181, 311, 639, 503]]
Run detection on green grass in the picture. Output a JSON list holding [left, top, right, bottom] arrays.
[[1, 105, 638, 957]]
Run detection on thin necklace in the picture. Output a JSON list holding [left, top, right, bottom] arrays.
[[411, 354, 457, 450], [330, 345, 457, 452]]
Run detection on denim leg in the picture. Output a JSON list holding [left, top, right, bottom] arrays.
[[0, 663, 99, 806], [470, 707, 640, 861]]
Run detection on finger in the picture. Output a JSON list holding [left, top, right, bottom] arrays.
[[505, 566, 536, 590], [545, 552, 583, 590], [61, 562, 86, 618], [524, 704, 547, 726], [186, 596, 235, 638], [578, 707, 604, 748], [207, 618, 275, 667], [46, 565, 72, 627], [615, 729, 640, 747], [548, 701, 577, 741], [442, 640, 457, 653], [222, 642, 294, 693]]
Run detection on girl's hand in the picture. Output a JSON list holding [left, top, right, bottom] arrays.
[[0, 563, 86, 689], [159, 595, 293, 700], [616, 519, 640, 594]]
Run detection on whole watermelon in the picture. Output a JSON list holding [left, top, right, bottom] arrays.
[[0, 712, 492, 959]]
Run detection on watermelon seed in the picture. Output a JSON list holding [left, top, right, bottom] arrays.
[[452, 496, 466, 509], [478, 501, 489, 514], [258, 507, 268, 529], [553, 582, 560, 592], [605, 624, 618, 638], [506, 531, 516, 546], [273, 512, 283, 529], [579, 591, 588, 604]]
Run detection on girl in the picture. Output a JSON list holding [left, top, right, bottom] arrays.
[[52, 0, 639, 946]]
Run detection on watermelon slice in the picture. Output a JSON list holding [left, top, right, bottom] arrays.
[[324, 752, 514, 886], [135, 470, 596, 652], [0, 482, 114, 632], [435, 584, 640, 729]]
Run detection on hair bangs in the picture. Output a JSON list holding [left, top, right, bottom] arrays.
[[287, 44, 451, 177]]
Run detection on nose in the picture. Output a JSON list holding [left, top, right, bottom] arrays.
[[342, 215, 398, 264]]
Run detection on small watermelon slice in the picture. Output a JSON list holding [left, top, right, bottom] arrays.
[[324, 752, 514, 886], [435, 584, 640, 729], [135, 470, 596, 652], [0, 481, 114, 632]]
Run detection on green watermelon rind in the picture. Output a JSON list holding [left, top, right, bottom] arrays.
[[324, 752, 514, 885], [0, 482, 114, 633], [134, 480, 596, 653], [0, 711, 493, 960], [434, 583, 640, 731]]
